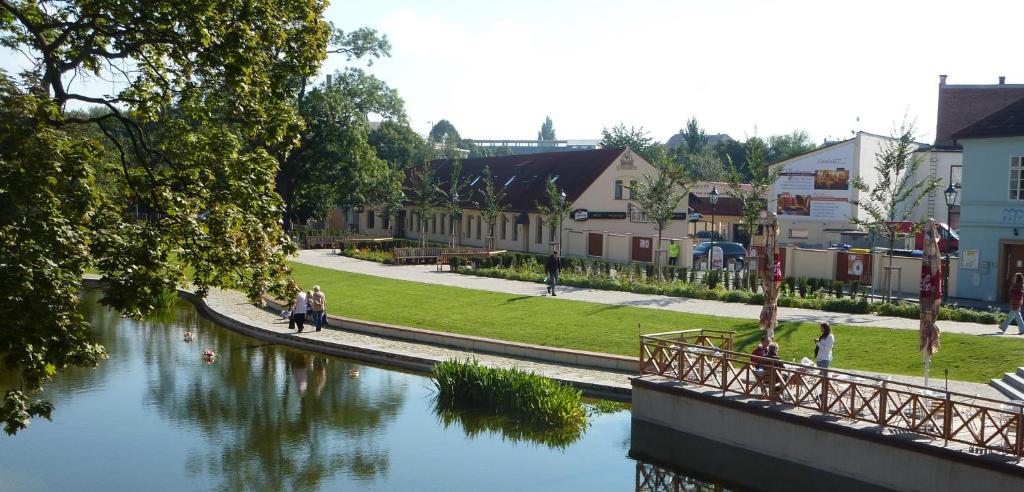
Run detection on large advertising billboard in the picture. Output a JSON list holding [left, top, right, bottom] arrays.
[[774, 143, 854, 222]]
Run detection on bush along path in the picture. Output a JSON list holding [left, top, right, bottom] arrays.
[[451, 261, 1003, 325]]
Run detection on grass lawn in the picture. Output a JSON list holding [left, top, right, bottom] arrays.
[[287, 262, 1024, 384]]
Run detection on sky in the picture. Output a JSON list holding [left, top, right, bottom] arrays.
[[3, 1, 1022, 146], [322, 0, 1024, 145]]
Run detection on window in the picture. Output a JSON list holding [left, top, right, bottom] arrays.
[[441, 215, 446, 235], [383, 215, 390, 230], [535, 217, 543, 244], [431, 214, 437, 234], [614, 180, 623, 200], [629, 180, 637, 200], [466, 216, 472, 237], [549, 224, 556, 243], [511, 220, 518, 241], [500, 215, 507, 239], [1011, 156, 1024, 200], [476, 215, 482, 240], [367, 210, 375, 229], [789, 228, 809, 239]]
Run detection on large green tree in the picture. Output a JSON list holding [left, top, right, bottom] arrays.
[[0, 0, 330, 434], [767, 130, 817, 163], [473, 165, 508, 250], [279, 68, 404, 227], [429, 119, 462, 145], [538, 116, 556, 141], [369, 120, 432, 169], [600, 123, 660, 162]]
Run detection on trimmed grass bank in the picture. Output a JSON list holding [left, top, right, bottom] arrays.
[[287, 262, 1024, 384]]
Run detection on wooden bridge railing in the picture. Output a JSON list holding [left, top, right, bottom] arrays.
[[639, 332, 1024, 458]]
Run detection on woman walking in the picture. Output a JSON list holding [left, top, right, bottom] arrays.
[[1000, 273, 1024, 334], [814, 322, 835, 369]]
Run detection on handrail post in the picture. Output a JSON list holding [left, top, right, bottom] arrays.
[[943, 392, 952, 445], [820, 370, 829, 414], [1016, 406, 1024, 459], [878, 383, 888, 426], [721, 350, 728, 397]]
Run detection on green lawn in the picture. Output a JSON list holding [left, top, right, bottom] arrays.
[[288, 262, 1024, 384]]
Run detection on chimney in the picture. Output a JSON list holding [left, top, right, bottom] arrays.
[[999, 76, 1006, 85], [939, 74, 947, 85], [326, 74, 332, 87]]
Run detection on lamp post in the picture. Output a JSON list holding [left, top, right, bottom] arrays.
[[943, 183, 958, 301], [559, 190, 567, 251], [709, 185, 720, 270]]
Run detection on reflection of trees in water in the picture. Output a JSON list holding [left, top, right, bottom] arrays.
[[432, 400, 584, 450], [71, 292, 410, 490], [635, 460, 733, 492]]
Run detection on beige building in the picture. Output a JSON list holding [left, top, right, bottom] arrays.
[[353, 147, 698, 266]]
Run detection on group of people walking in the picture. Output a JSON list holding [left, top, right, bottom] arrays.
[[289, 285, 327, 333]]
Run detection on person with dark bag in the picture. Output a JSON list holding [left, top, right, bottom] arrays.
[[289, 289, 308, 333], [999, 273, 1024, 334]]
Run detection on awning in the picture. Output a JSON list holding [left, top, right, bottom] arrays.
[[515, 212, 531, 225]]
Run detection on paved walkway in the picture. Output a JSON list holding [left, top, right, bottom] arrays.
[[293, 249, 1014, 337], [202, 287, 632, 398]]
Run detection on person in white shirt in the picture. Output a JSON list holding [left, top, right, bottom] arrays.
[[815, 322, 835, 369], [290, 289, 308, 333]]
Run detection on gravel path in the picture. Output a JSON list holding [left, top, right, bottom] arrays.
[[293, 249, 1014, 338]]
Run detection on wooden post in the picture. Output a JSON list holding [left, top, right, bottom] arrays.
[[820, 372, 829, 414], [878, 384, 888, 426], [943, 392, 952, 444], [721, 350, 729, 396], [1016, 406, 1023, 458]]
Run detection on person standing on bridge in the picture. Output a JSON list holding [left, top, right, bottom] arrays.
[[545, 250, 561, 296], [814, 322, 834, 369]]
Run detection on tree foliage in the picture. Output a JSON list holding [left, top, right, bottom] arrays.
[[681, 117, 709, 156], [443, 160, 469, 245], [0, 0, 331, 433], [279, 69, 404, 226], [406, 164, 444, 247], [473, 166, 507, 248], [767, 130, 817, 163], [536, 179, 572, 248], [600, 124, 660, 162], [850, 122, 940, 238], [725, 136, 781, 250], [369, 120, 432, 169], [627, 160, 688, 275], [538, 116, 556, 141], [429, 119, 462, 145]]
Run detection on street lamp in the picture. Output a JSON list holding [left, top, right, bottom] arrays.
[[709, 185, 720, 270], [943, 182, 959, 301], [558, 190, 567, 252]]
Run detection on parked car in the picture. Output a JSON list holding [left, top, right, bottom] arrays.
[[914, 223, 959, 253], [693, 241, 747, 270]]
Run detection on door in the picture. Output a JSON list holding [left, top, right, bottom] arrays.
[[588, 233, 604, 257], [1002, 243, 1024, 301], [396, 211, 406, 238], [631, 236, 653, 262]]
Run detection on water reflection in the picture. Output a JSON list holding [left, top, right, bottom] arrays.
[[433, 404, 584, 449], [636, 460, 738, 492]]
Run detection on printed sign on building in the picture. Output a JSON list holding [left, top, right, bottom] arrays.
[[774, 144, 854, 222]]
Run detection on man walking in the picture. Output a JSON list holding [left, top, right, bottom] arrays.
[[310, 285, 326, 332], [290, 288, 308, 333], [545, 250, 561, 296]]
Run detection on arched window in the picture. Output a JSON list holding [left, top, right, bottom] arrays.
[[500, 215, 507, 240], [535, 216, 543, 244]]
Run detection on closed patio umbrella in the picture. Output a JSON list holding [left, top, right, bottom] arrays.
[[919, 219, 943, 386], [759, 212, 782, 339]]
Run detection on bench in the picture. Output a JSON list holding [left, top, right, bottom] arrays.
[[394, 247, 443, 264]]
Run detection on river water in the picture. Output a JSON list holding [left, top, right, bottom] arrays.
[[0, 291, 741, 491]]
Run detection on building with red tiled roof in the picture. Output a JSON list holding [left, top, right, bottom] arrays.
[[351, 147, 726, 265], [935, 75, 1024, 149]]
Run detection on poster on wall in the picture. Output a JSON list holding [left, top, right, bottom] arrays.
[[774, 144, 854, 221], [961, 249, 979, 270]]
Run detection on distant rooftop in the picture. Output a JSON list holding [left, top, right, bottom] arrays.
[[934, 75, 1024, 148]]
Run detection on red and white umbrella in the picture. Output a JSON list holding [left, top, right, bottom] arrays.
[[760, 212, 782, 339], [919, 219, 943, 386]]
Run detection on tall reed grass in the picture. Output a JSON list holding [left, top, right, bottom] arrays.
[[432, 358, 587, 429]]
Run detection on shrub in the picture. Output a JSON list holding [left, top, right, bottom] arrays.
[[432, 358, 587, 429], [705, 270, 722, 289], [822, 297, 869, 314]]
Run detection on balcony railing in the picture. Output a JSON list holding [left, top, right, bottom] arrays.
[[639, 331, 1024, 458]]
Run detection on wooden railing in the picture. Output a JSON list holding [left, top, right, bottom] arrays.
[[394, 247, 444, 263], [639, 332, 1024, 457]]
